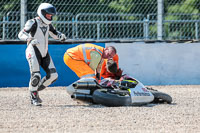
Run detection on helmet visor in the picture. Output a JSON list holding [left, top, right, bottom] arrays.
[[41, 7, 56, 21], [45, 7, 56, 15]]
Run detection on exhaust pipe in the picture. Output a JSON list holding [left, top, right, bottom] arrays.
[[71, 93, 93, 102], [72, 82, 98, 89]]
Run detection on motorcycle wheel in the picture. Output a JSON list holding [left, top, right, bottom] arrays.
[[92, 89, 131, 107], [150, 90, 172, 104]]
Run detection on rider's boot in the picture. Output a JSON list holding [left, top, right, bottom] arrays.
[[30, 91, 42, 106]]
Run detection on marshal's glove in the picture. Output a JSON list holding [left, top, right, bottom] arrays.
[[58, 33, 66, 42], [96, 73, 100, 81], [27, 38, 39, 46], [114, 68, 123, 80]]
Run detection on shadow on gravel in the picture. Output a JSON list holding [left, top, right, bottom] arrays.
[[142, 103, 177, 107], [50, 102, 177, 108], [167, 103, 177, 105], [52, 104, 106, 108]]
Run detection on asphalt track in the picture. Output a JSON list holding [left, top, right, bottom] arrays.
[[0, 85, 200, 133]]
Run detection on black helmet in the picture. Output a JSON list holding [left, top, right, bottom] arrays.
[[106, 59, 118, 74]]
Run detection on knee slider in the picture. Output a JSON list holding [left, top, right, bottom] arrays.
[[31, 73, 41, 87]]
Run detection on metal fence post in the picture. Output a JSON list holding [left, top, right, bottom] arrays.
[[143, 18, 149, 40], [20, 0, 27, 30], [97, 23, 100, 40], [195, 22, 199, 40], [72, 18, 75, 39], [3, 17, 6, 40], [157, 0, 163, 40]]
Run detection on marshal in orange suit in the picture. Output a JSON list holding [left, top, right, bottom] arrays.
[[63, 43, 117, 80]]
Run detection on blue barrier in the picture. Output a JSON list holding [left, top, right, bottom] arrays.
[[0, 43, 105, 87]]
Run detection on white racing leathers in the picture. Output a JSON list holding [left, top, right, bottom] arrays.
[[18, 17, 61, 92]]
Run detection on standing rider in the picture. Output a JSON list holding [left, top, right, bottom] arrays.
[[18, 3, 66, 106]]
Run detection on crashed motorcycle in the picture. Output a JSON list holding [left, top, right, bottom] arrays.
[[66, 75, 172, 107]]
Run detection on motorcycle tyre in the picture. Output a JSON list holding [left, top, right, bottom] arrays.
[[150, 90, 172, 104], [92, 89, 131, 107]]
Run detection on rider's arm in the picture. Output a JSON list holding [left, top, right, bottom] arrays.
[[113, 55, 123, 79], [49, 24, 66, 41], [113, 54, 119, 69], [100, 60, 107, 78], [48, 24, 59, 39], [18, 19, 36, 41]]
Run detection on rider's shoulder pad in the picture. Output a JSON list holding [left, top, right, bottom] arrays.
[[24, 19, 36, 30]]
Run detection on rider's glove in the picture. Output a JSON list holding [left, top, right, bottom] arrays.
[[27, 38, 39, 46], [58, 33, 66, 42]]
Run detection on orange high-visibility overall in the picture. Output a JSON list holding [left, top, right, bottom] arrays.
[[63, 43, 104, 78], [101, 54, 119, 79]]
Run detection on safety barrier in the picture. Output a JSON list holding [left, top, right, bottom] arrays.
[[1, 41, 200, 87]]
